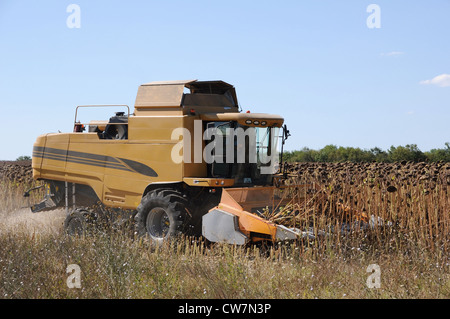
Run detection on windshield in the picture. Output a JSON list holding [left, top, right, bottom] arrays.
[[205, 122, 280, 185]]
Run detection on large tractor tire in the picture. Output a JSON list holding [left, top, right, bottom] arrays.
[[135, 189, 189, 244]]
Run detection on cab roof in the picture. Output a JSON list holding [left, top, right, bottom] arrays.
[[135, 79, 239, 109]]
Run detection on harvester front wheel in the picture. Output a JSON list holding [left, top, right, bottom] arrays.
[[64, 208, 96, 236], [135, 189, 188, 244]]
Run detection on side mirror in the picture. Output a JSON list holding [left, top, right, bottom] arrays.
[[278, 124, 291, 177], [282, 124, 290, 143]]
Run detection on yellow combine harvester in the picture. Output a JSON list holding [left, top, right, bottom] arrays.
[[29, 80, 324, 244]]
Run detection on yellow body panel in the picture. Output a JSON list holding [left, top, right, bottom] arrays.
[[183, 177, 234, 187], [33, 119, 187, 209]]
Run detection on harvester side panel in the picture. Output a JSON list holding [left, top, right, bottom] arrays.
[[32, 114, 192, 209]]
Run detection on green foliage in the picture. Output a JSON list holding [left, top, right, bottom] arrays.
[[284, 143, 450, 163], [387, 144, 427, 162], [426, 142, 450, 162], [15, 155, 31, 161], [283, 147, 317, 162]]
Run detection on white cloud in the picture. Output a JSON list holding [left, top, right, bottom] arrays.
[[420, 74, 450, 87], [380, 51, 404, 57]]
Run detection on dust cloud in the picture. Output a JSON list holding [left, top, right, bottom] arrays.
[[0, 208, 66, 235]]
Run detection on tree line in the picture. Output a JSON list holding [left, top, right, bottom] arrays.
[[283, 143, 450, 163]]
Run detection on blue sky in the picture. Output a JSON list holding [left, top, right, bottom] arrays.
[[0, 0, 449, 160]]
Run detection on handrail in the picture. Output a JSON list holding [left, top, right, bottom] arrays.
[[74, 105, 130, 126]]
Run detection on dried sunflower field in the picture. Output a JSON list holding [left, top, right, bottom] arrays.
[[0, 160, 448, 299]]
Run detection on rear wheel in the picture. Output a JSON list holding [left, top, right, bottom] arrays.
[[135, 189, 189, 244]]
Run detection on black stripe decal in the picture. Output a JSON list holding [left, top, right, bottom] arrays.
[[33, 149, 129, 171], [34, 146, 120, 164], [34, 151, 134, 172], [33, 146, 157, 177], [119, 158, 158, 177]]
